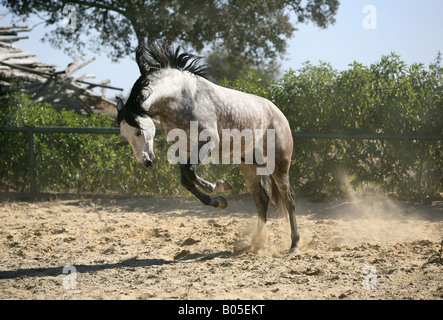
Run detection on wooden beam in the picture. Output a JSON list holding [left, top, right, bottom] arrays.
[[64, 57, 96, 77], [0, 36, 29, 42], [78, 79, 123, 91], [0, 60, 53, 77]]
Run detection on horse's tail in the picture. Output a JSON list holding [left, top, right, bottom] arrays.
[[261, 175, 287, 217]]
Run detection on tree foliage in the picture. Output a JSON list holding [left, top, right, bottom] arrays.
[[2, 0, 339, 70], [207, 48, 282, 82]]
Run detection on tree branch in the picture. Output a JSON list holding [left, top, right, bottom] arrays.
[[69, 0, 126, 16]]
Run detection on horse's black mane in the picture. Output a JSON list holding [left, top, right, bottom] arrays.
[[117, 40, 212, 128], [136, 40, 211, 81]]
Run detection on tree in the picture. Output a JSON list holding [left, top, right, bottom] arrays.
[[207, 49, 282, 82], [2, 0, 339, 75]]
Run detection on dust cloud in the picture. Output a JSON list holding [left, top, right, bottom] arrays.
[[241, 177, 442, 255]]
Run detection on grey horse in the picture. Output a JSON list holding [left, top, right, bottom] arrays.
[[117, 40, 300, 253]]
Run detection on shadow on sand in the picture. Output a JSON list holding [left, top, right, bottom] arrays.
[[0, 250, 236, 280]]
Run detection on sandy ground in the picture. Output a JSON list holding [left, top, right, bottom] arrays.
[[0, 192, 442, 300]]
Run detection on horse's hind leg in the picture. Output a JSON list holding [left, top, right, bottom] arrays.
[[239, 164, 269, 253], [271, 171, 300, 253]]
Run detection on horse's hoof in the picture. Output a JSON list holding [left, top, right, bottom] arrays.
[[289, 247, 300, 254], [213, 196, 228, 209], [214, 180, 233, 193], [222, 181, 233, 191]]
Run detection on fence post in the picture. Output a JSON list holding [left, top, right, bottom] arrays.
[[27, 128, 37, 200]]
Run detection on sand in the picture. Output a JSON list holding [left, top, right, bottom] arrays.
[[0, 193, 442, 300]]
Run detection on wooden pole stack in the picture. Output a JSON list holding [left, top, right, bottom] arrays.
[[0, 16, 122, 117]]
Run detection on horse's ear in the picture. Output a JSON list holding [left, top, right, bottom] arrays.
[[116, 97, 124, 112]]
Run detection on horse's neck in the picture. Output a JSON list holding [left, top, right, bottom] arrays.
[[143, 69, 190, 116]]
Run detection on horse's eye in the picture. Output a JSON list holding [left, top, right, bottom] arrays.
[[135, 129, 142, 137]]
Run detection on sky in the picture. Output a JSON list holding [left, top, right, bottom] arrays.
[[1, 0, 443, 98]]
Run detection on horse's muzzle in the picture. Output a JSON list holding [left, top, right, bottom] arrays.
[[142, 154, 155, 168]]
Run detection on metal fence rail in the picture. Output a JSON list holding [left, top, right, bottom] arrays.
[[292, 132, 443, 141], [1, 126, 442, 199]]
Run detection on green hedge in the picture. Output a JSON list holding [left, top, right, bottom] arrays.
[[1, 53, 442, 201], [0, 93, 182, 195], [224, 53, 443, 201]]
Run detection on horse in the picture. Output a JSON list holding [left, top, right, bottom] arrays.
[[116, 40, 300, 253]]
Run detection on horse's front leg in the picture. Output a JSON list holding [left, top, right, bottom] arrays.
[[195, 175, 232, 194], [180, 163, 228, 209], [187, 140, 232, 194]]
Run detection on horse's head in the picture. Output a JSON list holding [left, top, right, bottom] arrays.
[[117, 98, 156, 168]]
